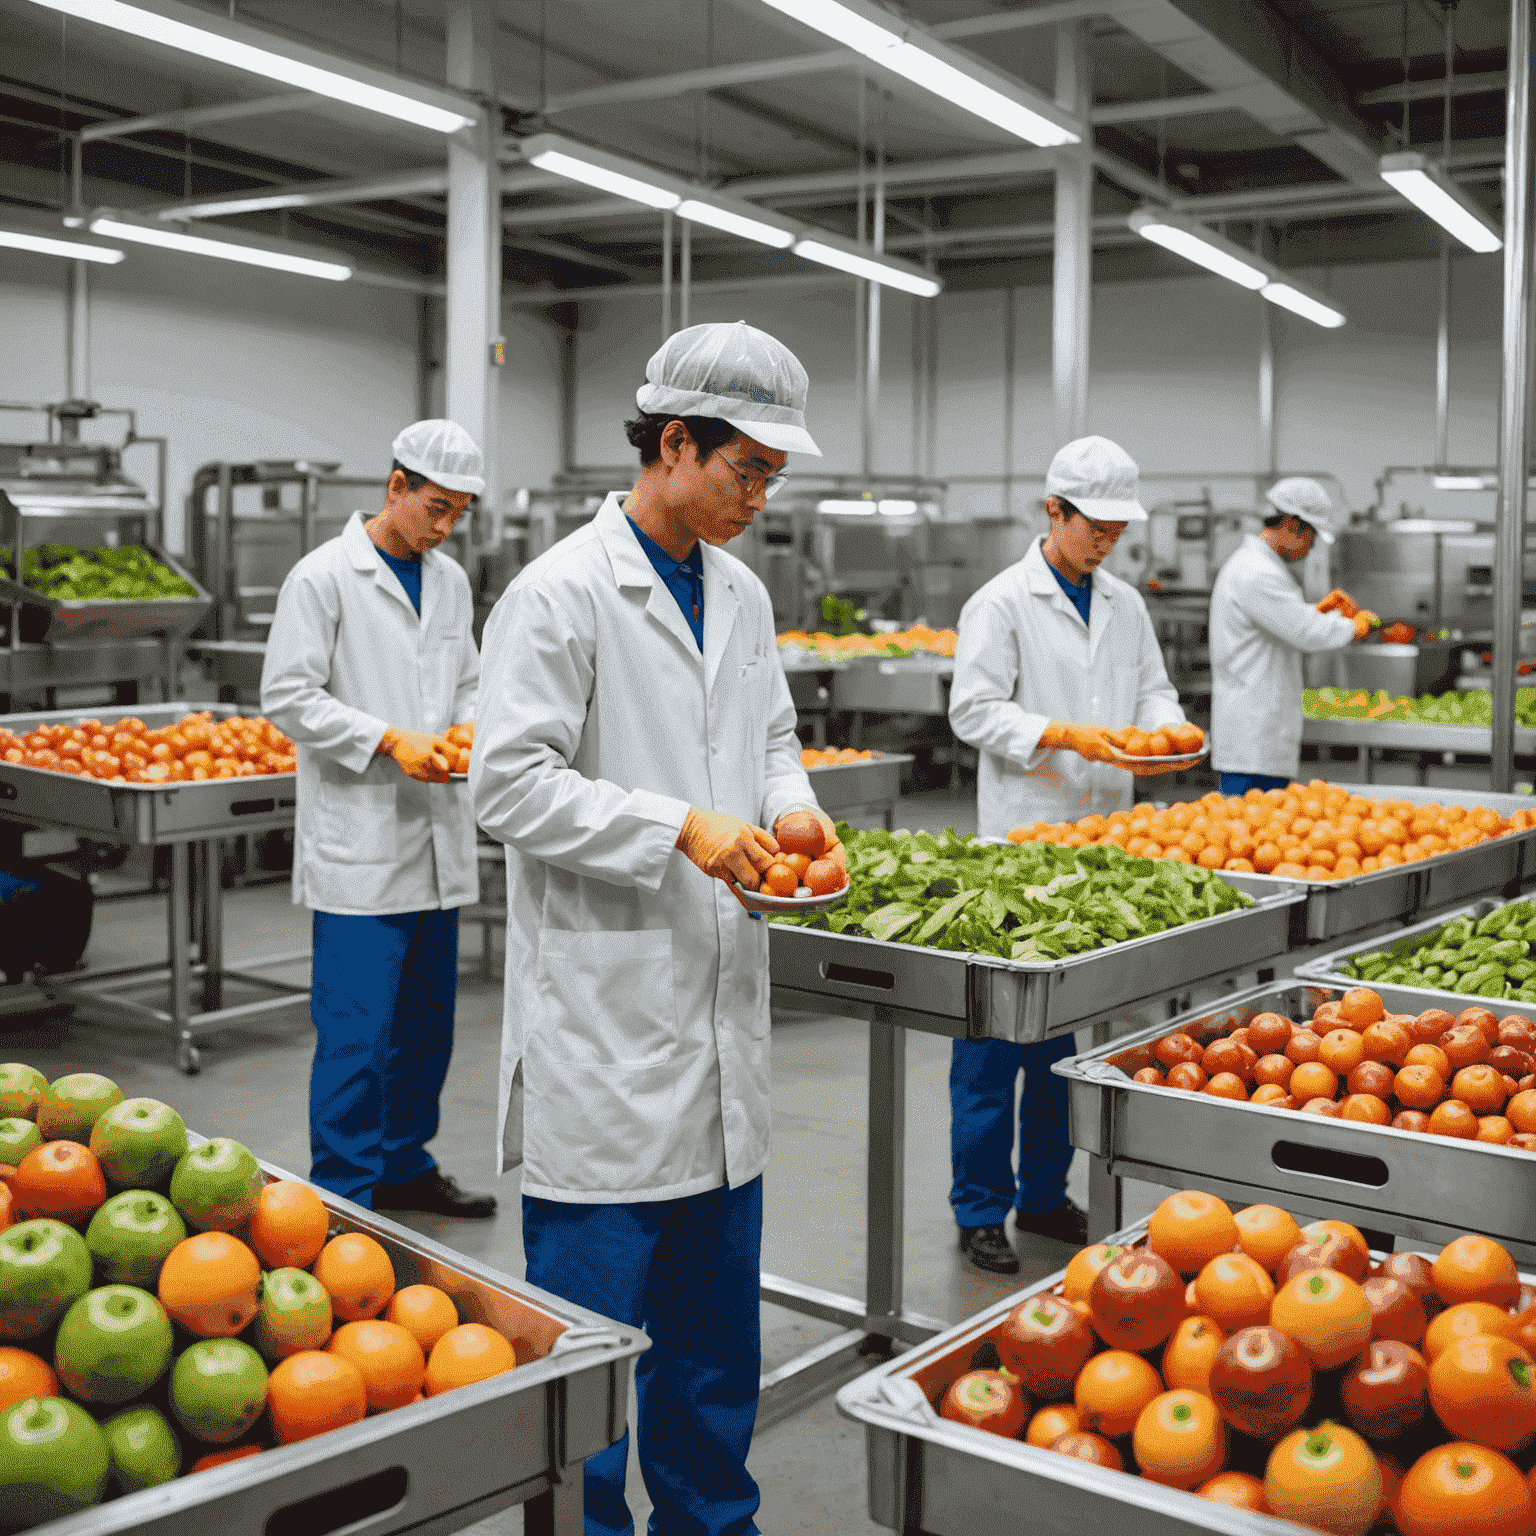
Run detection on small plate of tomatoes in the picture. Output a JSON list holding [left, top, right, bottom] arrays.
[[734, 809, 850, 913]]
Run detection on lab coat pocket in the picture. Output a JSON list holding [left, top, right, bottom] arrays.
[[533, 927, 679, 1066], [316, 781, 398, 863]]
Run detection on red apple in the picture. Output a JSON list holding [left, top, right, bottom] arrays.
[[997, 1294, 1094, 1400], [1049, 1430, 1123, 1471], [1361, 1274, 1427, 1348], [1340, 1339, 1429, 1442], [1208, 1326, 1312, 1440], [1090, 1248, 1186, 1352], [939, 1369, 1029, 1439]]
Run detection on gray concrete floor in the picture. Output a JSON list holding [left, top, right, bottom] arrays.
[[0, 787, 1172, 1534]]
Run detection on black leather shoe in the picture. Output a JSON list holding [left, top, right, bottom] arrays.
[[957, 1224, 1019, 1275], [373, 1170, 497, 1219], [1014, 1201, 1088, 1247]]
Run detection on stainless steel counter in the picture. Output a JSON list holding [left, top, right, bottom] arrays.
[[1302, 713, 1536, 755]]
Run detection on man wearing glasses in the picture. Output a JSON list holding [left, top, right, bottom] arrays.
[[945, 435, 1186, 1274], [472, 320, 830, 1535]]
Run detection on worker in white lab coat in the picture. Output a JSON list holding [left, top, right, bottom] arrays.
[[1210, 477, 1374, 794], [473, 321, 827, 1536], [261, 420, 494, 1220], [946, 436, 1185, 1274]]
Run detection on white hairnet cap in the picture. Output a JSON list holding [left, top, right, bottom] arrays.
[[1045, 436, 1147, 523], [392, 419, 485, 495], [1266, 476, 1338, 544], [636, 320, 821, 456]]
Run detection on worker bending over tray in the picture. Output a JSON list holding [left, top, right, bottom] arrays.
[[474, 321, 833, 1536], [946, 435, 1186, 1274], [1209, 476, 1375, 796]]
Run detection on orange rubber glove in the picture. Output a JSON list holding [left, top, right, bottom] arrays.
[[677, 808, 779, 896], [1039, 720, 1121, 766], [377, 727, 453, 784], [1317, 589, 1360, 619]]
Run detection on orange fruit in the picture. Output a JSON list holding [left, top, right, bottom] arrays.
[[385, 1285, 460, 1355], [1319, 1030, 1366, 1077], [1397, 1443, 1534, 1536], [190, 1444, 264, 1473], [1290, 1061, 1339, 1103], [313, 1232, 395, 1322], [267, 1350, 367, 1444], [246, 1181, 329, 1270], [327, 1320, 425, 1412], [425, 1323, 516, 1396], [1073, 1349, 1162, 1438], [1433, 1235, 1521, 1309], [761, 864, 798, 897], [1265, 1421, 1383, 1536], [11, 1142, 107, 1227], [1429, 1334, 1536, 1451], [1396, 1065, 1446, 1110], [1271, 1268, 1373, 1369], [1234, 1205, 1303, 1273], [1339, 989, 1386, 1029], [1133, 1389, 1226, 1489], [1197, 1470, 1269, 1511], [0, 1348, 56, 1407], [1426, 1303, 1522, 1363], [1479, 1115, 1515, 1144], [158, 1231, 262, 1337], [803, 859, 845, 896], [1194, 1252, 1276, 1333], [1025, 1403, 1080, 1448], [1146, 1190, 1239, 1277], [1162, 1316, 1225, 1396], [775, 812, 825, 860]]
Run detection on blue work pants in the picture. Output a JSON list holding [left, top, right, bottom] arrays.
[[308, 908, 458, 1207], [1217, 771, 1291, 796], [523, 1178, 763, 1536], [949, 1035, 1076, 1228]]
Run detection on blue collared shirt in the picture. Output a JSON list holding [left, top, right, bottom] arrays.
[[627, 516, 704, 650], [376, 545, 422, 616], [1046, 558, 1092, 627]]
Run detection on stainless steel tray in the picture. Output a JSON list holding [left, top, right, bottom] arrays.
[[0, 545, 212, 645], [1302, 714, 1536, 756], [806, 753, 911, 816], [1233, 782, 1536, 941], [838, 1216, 1480, 1536], [1053, 980, 1536, 1263], [30, 1147, 646, 1536], [832, 661, 952, 715], [768, 872, 1304, 1042], [0, 703, 295, 844], [1294, 895, 1536, 1011]]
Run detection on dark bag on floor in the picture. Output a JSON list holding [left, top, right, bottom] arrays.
[[0, 864, 94, 985]]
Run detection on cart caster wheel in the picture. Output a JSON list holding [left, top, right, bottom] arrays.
[[177, 1046, 201, 1076]]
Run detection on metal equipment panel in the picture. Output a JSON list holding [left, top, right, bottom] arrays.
[[832, 660, 952, 716], [806, 754, 911, 819], [1302, 715, 1536, 756]]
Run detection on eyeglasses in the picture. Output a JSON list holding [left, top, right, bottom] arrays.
[[717, 452, 789, 501]]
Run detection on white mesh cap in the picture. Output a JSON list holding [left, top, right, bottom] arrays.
[[392, 419, 485, 495], [1045, 436, 1147, 523], [636, 320, 821, 456], [1265, 476, 1339, 544]]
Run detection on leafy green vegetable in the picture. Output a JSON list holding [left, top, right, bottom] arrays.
[[0, 544, 197, 601], [1339, 898, 1536, 1001], [1305, 686, 1536, 730], [771, 825, 1254, 961]]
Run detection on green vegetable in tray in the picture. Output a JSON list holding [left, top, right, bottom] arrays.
[[1304, 686, 1536, 730], [1338, 898, 1536, 1002], [0, 544, 197, 602], [770, 825, 1254, 959]]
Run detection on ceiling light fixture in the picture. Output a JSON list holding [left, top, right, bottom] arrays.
[[1379, 151, 1502, 253], [1431, 476, 1495, 492], [674, 199, 795, 249], [89, 215, 352, 280], [817, 499, 877, 515], [792, 238, 942, 297], [1260, 281, 1347, 328], [22, 0, 476, 134], [526, 144, 680, 211], [758, 0, 1079, 147], [0, 229, 124, 263]]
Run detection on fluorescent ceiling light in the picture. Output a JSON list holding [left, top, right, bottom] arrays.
[[676, 199, 795, 249], [758, 0, 1078, 148], [527, 146, 679, 210], [1432, 476, 1494, 492], [817, 499, 877, 515], [90, 217, 351, 280], [0, 229, 123, 263], [1393, 517, 1479, 532], [23, 0, 475, 134], [1261, 281, 1346, 328], [793, 238, 941, 297], [878, 499, 918, 516], [1380, 151, 1501, 254], [1129, 210, 1267, 290]]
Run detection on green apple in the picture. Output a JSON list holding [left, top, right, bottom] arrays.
[[0, 1397, 109, 1525], [55, 1286, 173, 1404], [253, 1268, 332, 1361], [37, 1074, 123, 1145], [102, 1403, 180, 1492], [86, 1191, 187, 1289], [0, 1120, 40, 1166], [169, 1140, 262, 1233], [169, 1339, 267, 1444], [0, 1221, 92, 1341], [89, 1099, 188, 1189], [0, 1067, 46, 1124]]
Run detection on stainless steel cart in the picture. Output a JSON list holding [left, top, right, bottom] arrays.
[[806, 752, 912, 830], [1054, 979, 1536, 1261], [0, 703, 305, 1073], [1302, 714, 1536, 766], [26, 1149, 647, 1536]]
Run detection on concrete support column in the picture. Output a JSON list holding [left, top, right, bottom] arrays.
[[446, 0, 499, 511], [1052, 20, 1092, 449], [66, 260, 90, 403]]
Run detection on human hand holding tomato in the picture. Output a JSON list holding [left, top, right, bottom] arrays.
[[676, 808, 779, 905]]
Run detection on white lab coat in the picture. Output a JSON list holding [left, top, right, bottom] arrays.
[[949, 539, 1184, 838], [261, 512, 480, 916], [472, 493, 817, 1204], [1209, 533, 1355, 779]]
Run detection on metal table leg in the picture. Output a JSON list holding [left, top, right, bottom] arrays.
[[166, 842, 197, 1074], [200, 838, 225, 1014], [865, 1017, 904, 1351], [1087, 1155, 1123, 1242], [523, 1472, 583, 1536]]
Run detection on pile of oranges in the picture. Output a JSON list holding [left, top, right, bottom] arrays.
[[800, 747, 881, 769], [1126, 987, 1536, 1147], [1007, 782, 1533, 882], [776, 624, 957, 658], [0, 711, 295, 785], [444, 721, 473, 776], [938, 1188, 1536, 1535], [1107, 722, 1207, 760]]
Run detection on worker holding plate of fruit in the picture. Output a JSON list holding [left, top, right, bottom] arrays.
[[473, 320, 834, 1536], [261, 420, 494, 1223], [1209, 477, 1375, 795], [946, 436, 1192, 1275]]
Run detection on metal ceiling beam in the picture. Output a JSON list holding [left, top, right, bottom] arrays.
[[1359, 71, 1507, 107], [79, 92, 315, 143], [502, 233, 644, 275], [145, 169, 450, 220], [1090, 85, 1252, 124]]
